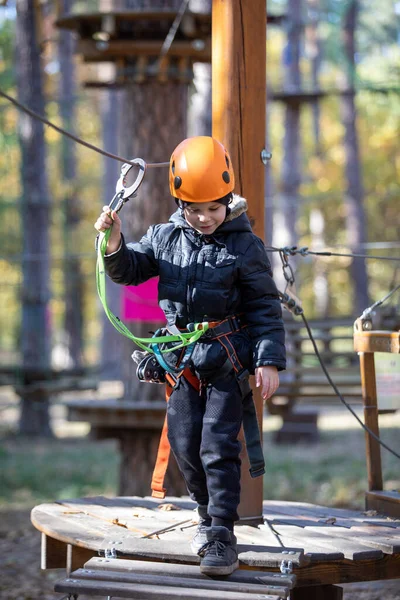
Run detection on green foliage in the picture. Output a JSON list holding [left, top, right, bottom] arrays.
[[0, 413, 398, 511], [0, 437, 119, 508], [262, 416, 399, 509], [0, 15, 15, 90], [267, 0, 400, 318]]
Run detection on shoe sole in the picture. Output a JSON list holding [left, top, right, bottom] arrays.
[[199, 559, 239, 576]]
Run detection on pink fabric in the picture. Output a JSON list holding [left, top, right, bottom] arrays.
[[121, 278, 165, 323]]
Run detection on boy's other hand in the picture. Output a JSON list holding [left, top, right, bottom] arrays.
[[255, 365, 279, 400], [94, 206, 122, 254]]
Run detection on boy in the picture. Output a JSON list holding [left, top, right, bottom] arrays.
[[95, 136, 286, 575]]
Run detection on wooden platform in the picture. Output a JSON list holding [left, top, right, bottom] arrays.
[[31, 495, 400, 599]]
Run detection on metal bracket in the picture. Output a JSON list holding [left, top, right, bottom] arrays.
[[280, 558, 294, 574]]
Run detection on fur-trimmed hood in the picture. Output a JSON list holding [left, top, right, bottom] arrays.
[[169, 193, 251, 234]]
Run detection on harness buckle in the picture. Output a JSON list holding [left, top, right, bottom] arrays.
[[228, 315, 241, 332]]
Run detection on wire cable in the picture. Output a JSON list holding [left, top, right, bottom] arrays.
[[299, 310, 400, 461], [266, 245, 400, 262], [0, 88, 169, 169], [159, 0, 191, 59], [360, 283, 400, 320]]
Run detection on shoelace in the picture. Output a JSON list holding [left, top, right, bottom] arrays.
[[198, 539, 227, 558]]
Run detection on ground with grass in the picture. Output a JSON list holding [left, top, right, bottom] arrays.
[[0, 388, 399, 599]]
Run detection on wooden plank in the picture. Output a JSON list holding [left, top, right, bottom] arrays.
[[259, 524, 344, 562], [237, 523, 307, 550], [31, 505, 122, 549], [32, 502, 306, 568], [55, 577, 282, 600], [59, 496, 196, 537], [263, 499, 400, 528], [84, 556, 297, 589], [270, 523, 383, 561], [70, 566, 290, 598], [304, 524, 400, 554]]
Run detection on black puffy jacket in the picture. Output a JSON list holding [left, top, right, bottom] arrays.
[[104, 196, 286, 377]]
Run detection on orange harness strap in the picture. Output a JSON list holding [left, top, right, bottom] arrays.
[[151, 368, 200, 499]]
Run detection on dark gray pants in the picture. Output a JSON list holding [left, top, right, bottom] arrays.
[[167, 369, 243, 522]]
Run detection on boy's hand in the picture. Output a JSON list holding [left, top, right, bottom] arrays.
[[255, 365, 279, 400], [94, 206, 122, 254]]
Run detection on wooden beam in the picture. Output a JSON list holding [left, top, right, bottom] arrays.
[[77, 39, 211, 62], [354, 330, 400, 354], [365, 491, 400, 518], [212, 0, 267, 521]]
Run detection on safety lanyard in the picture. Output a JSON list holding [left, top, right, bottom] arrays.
[[96, 223, 209, 356]]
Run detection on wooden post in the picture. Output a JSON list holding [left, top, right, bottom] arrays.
[[359, 351, 383, 493], [212, 0, 266, 239], [212, 0, 267, 520]]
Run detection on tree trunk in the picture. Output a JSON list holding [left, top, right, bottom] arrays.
[[340, 0, 370, 316], [58, 0, 84, 368], [273, 0, 303, 291], [16, 0, 52, 436], [307, 0, 322, 155], [100, 88, 124, 381], [119, 82, 187, 404], [307, 0, 329, 316], [310, 208, 330, 316]]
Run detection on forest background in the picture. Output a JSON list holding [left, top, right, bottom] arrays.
[[0, 0, 399, 378], [0, 2, 399, 598]]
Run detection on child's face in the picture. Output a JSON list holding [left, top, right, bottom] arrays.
[[183, 201, 227, 235]]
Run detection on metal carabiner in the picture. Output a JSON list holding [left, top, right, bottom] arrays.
[[115, 158, 147, 201]]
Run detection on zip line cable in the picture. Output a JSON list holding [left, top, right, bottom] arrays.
[[0, 88, 169, 169]]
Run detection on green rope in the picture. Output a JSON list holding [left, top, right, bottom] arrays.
[[96, 228, 209, 354]]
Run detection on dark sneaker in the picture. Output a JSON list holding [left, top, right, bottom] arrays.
[[190, 519, 210, 554], [198, 526, 239, 576]]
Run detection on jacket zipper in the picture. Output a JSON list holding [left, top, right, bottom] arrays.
[[186, 247, 200, 322]]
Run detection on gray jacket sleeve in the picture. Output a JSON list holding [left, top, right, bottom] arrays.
[[103, 226, 159, 285], [239, 237, 286, 371]]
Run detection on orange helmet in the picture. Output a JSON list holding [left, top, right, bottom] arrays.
[[169, 136, 235, 203]]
